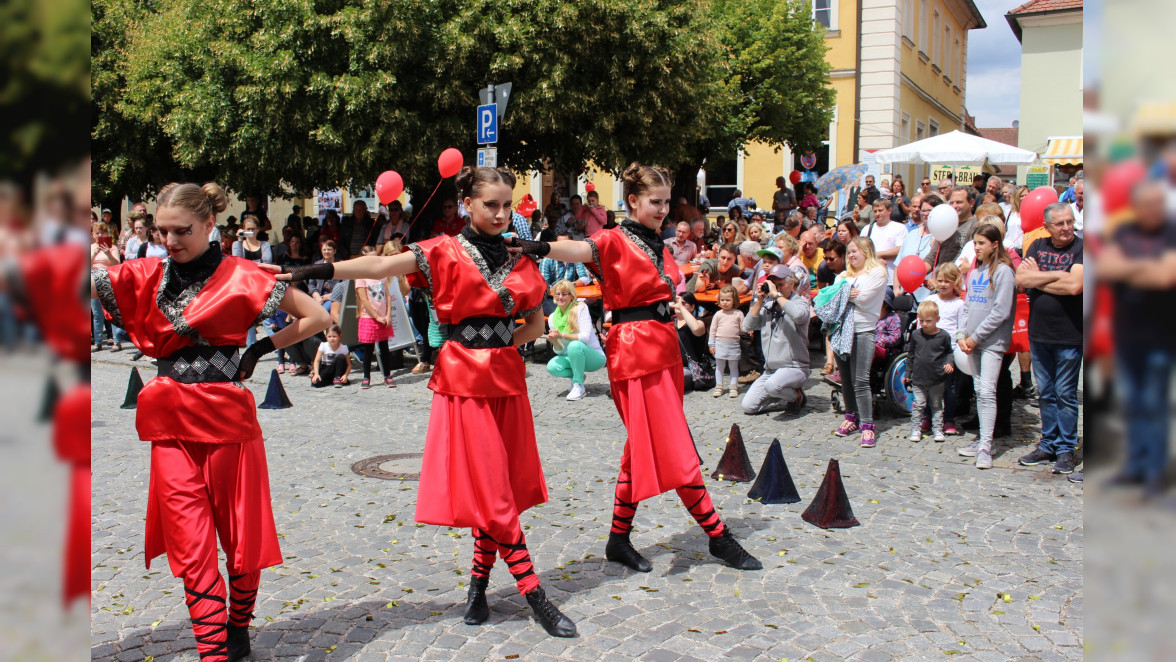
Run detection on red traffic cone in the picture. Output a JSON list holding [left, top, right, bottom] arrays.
[[258, 369, 293, 409], [747, 439, 800, 504], [801, 458, 860, 528], [710, 423, 755, 482]]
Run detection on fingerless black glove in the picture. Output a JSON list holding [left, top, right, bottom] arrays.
[[508, 237, 551, 257], [281, 262, 335, 283], [237, 336, 275, 381]]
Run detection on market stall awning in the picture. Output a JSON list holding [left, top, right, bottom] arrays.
[[1133, 102, 1176, 135], [1042, 136, 1083, 165], [873, 130, 1039, 166]]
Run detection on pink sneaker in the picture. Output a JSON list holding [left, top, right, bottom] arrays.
[[860, 429, 877, 448], [944, 421, 959, 435], [834, 418, 859, 437]]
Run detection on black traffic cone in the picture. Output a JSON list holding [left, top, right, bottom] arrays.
[[37, 374, 60, 422], [801, 458, 860, 529], [258, 369, 293, 409], [120, 367, 144, 409], [747, 439, 800, 504], [710, 423, 755, 482]]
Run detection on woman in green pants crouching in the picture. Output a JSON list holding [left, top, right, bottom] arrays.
[[545, 280, 606, 401]]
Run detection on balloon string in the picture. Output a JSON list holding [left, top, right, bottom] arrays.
[[408, 180, 445, 231]]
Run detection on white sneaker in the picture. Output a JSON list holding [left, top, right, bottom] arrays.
[[958, 441, 979, 457], [933, 433, 946, 442], [908, 432, 921, 442], [976, 451, 993, 469], [566, 383, 587, 401]]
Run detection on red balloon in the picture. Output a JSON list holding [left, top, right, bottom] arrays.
[[375, 171, 404, 205], [1102, 160, 1146, 216], [438, 148, 463, 178], [789, 170, 802, 185], [896, 255, 927, 294], [585, 182, 596, 193], [1019, 186, 1059, 233]]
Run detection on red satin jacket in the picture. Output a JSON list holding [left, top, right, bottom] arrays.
[[585, 227, 683, 381], [406, 235, 545, 398], [93, 256, 287, 444], [21, 245, 91, 364]]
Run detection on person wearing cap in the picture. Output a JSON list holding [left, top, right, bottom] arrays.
[[741, 264, 810, 415]]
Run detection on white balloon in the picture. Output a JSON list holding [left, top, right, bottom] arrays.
[[927, 205, 960, 242], [953, 346, 973, 376]]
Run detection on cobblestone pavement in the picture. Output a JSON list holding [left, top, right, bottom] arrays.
[[91, 348, 1082, 661]]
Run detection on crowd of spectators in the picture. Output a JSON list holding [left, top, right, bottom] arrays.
[[90, 171, 1090, 482]]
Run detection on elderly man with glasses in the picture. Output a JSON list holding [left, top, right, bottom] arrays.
[[1014, 203, 1084, 476]]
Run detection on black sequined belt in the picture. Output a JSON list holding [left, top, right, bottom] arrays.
[[157, 345, 241, 384], [447, 316, 515, 349], [611, 302, 673, 325]]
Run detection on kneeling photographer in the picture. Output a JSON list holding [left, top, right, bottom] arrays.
[[740, 265, 811, 415]]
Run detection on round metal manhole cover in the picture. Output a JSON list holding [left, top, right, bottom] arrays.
[[351, 453, 423, 481]]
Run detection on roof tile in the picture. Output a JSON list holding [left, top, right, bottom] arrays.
[[1008, 0, 1083, 15]]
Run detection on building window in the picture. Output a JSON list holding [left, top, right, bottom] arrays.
[[703, 157, 738, 210], [919, 0, 929, 53], [813, 0, 836, 31], [901, 113, 910, 145], [943, 25, 951, 77], [916, 120, 926, 143], [954, 37, 961, 81], [932, 11, 940, 66], [929, 119, 939, 137], [902, 0, 914, 40]]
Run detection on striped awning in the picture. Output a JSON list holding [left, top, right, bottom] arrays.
[[1042, 136, 1083, 165], [1133, 102, 1176, 135]]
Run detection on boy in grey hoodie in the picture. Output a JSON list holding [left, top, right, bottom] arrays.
[[741, 266, 811, 415]]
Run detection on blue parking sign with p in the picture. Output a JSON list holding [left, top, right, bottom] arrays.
[[477, 104, 498, 144]]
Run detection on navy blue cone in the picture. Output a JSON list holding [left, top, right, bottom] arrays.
[[710, 424, 756, 482], [120, 367, 144, 409], [747, 439, 800, 504], [801, 458, 860, 529], [37, 374, 60, 421], [258, 369, 293, 409]]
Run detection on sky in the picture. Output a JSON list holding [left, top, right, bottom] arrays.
[[964, 0, 1025, 128]]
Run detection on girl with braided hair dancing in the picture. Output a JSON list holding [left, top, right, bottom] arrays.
[[273, 166, 576, 637], [91, 182, 331, 661], [509, 162, 762, 573]]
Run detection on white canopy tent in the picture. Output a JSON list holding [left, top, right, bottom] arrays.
[[873, 130, 1038, 166]]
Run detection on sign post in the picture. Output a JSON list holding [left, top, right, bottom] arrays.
[[477, 147, 498, 168]]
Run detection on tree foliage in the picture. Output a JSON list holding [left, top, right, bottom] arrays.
[[94, 0, 835, 200], [0, 0, 90, 185]]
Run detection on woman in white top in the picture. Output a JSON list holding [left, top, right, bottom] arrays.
[[1002, 185, 1028, 251], [140, 223, 169, 259], [544, 280, 605, 401], [833, 237, 890, 448], [232, 216, 273, 346]]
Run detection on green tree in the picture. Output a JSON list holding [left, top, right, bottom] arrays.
[[96, 0, 834, 201], [0, 0, 90, 187]]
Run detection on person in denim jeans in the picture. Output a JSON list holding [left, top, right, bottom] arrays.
[[1015, 203, 1084, 475], [1095, 181, 1176, 495]]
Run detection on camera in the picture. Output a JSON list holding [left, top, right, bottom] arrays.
[[759, 282, 770, 294], [240, 230, 255, 238]]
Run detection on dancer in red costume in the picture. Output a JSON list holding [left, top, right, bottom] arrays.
[[7, 240, 93, 605], [273, 166, 576, 637], [510, 163, 762, 572], [91, 182, 330, 662]]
